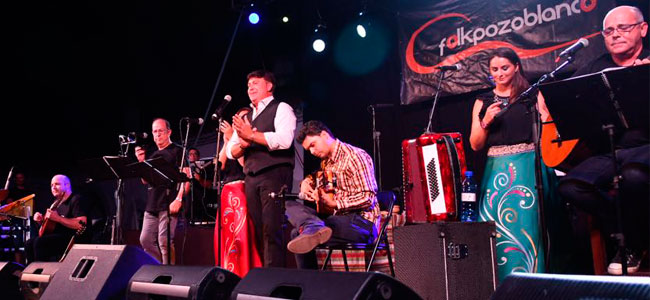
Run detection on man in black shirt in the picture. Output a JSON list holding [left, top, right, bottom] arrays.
[[25, 174, 89, 262], [135, 118, 186, 264], [558, 5, 649, 275]]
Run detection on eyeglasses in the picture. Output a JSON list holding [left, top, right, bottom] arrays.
[[602, 22, 643, 36]]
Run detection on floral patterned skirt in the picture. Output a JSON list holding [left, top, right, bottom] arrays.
[[478, 144, 556, 282]]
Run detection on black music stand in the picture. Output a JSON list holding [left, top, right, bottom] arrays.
[[79, 156, 138, 245], [539, 64, 649, 275], [128, 157, 189, 264]]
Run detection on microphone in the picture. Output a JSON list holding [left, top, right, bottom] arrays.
[[367, 103, 395, 112], [183, 117, 204, 125], [269, 191, 306, 200], [435, 64, 462, 71], [129, 132, 149, 139], [119, 132, 149, 144], [211, 95, 233, 120], [556, 38, 589, 61]]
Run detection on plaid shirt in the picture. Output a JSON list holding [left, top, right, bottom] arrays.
[[321, 140, 380, 233]]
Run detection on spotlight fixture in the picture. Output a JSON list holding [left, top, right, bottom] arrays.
[[312, 23, 327, 53], [356, 10, 370, 38], [248, 3, 260, 25], [282, 16, 289, 23]]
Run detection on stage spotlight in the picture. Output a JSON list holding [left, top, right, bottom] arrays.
[[356, 11, 369, 38], [312, 39, 326, 52], [282, 16, 289, 23], [248, 12, 260, 24], [356, 24, 367, 38], [311, 23, 327, 53]]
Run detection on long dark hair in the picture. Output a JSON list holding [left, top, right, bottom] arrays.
[[488, 47, 530, 101]]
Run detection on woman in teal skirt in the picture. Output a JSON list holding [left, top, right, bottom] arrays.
[[469, 47, 556, 282]]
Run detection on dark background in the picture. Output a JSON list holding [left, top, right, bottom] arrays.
[[3, 0, 648, 224]]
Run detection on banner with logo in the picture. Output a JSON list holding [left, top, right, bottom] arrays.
[[399, 0, 616, 104]]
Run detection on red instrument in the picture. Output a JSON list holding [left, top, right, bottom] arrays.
[[402, 133, 467, 223]]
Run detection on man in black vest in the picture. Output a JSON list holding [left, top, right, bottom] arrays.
[[227, 70, 296, 267]]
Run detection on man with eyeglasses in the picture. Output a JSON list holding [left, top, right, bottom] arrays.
[[558, 5, 649, 275], [135, 118, 188, 264]]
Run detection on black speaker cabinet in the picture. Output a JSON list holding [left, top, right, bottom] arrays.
[[127, 265, 241, 300], [0, 261, 25, 300], [231, 267, 422, 300], [20, 262, 61, 300], [394, 222, 498, 300], [41, 244, 159, 300], [491, 272, 650, 299]]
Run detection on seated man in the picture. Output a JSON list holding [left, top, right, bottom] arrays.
[[558, 5, 649, 275], [286, 120, 380, 269], [25, 174, 89, 263]]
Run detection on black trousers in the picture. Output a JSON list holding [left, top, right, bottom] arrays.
[[25, 233, 72, 263], [558, 145, 649, 251], [244, 164, 293, 267]]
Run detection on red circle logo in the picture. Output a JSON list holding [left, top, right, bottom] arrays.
[[580, 0, 597, 12]]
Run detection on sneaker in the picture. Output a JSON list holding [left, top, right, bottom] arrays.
[[287, 226, 332, 254], [607, 249, 642, 275]]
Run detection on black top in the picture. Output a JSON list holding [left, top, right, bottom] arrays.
[[477, 91, 535, 148], [146, 143, 184, 213], [52, 193, 91, 240], [221, 159, 245, 183], [243, 100, 295, 175], [572, 48, 649, 149]]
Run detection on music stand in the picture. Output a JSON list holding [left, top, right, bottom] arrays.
[[539, 64, 649, 276], [128, 157, 189, 264], [80, 156, 138, 245]]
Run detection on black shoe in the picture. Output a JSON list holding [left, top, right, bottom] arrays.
[[287, 226, 332, 254], [607, 249, 643, 275]]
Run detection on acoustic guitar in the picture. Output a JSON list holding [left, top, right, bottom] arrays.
[[541, 115, 591, 172], [38, 197, 65, 237], [306, 170, 337, 215]]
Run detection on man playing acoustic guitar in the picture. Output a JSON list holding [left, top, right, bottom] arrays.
[[285, 120, 380, 269], [25, 174, 89, 263]]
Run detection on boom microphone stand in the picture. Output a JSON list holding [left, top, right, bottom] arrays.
[[496, 54, 577, 271]]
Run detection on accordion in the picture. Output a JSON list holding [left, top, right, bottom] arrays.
[[402, 133, 467, 223]]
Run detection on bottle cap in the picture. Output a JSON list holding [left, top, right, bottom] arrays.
[[465, 171, 473, 177]]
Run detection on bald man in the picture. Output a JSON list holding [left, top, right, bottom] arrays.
[[25, 175, 89, 263], [558, 5, 649, 275]]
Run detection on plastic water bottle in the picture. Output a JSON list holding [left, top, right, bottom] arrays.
[[460, 171, 478, 222]]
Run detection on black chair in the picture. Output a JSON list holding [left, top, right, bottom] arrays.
[[317, 190, 396, 276]]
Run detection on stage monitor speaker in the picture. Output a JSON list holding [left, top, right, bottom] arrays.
[[20, 261, 61, 300], [0, 261, 25, 300], [231, 267, 422, 300], [394, 222, 498, 300], [491, 272, 650, 299], [127, 265, 241, 299], [41, 244, 159, 300]]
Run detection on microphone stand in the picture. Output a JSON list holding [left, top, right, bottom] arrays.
[[111, 136, 131, 245], [169, 120, 192, 265], [424, 70, 447, 134], [213, 116, 224, 267], [507, 54, 575, 272], [369, 106, 382, 190]]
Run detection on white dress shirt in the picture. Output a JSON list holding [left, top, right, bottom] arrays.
[[226, 96, 296, 159]]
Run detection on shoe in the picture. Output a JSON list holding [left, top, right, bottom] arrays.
[[607, 249, 643, 275], [287, 226, 332, 254]]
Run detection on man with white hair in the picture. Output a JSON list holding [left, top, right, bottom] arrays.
[[558, 5, 649, 275], [25, 174, 89, 262]]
